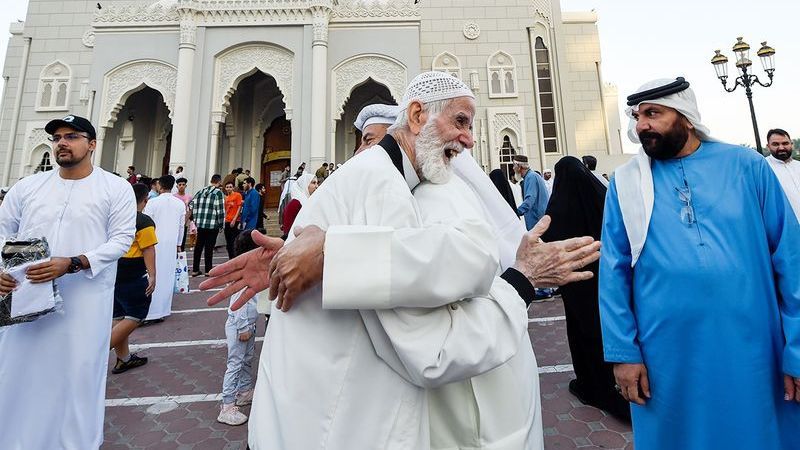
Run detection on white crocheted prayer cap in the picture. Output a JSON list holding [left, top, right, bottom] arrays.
[[399, 71, 475, 110], [354, 104, 400, 132]]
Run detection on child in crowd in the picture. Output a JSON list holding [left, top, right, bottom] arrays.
[[217, 232, 259, 426]]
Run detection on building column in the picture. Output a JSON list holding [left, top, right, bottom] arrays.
[[308, 4, 331, 168], [208, 120, 220, 180], [2, 36, 31, 185], [170, 17, 197, 174]]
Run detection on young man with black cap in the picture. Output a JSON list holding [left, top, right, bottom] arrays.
[[0, 114, 136, 449]]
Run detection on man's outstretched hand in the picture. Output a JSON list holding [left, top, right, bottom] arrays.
[[269, 225, 325, 313], [514, 215, 601, 288], [200, 230, 284, 310]]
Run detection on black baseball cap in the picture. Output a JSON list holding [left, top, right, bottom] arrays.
[[45, 114, 97, 140]]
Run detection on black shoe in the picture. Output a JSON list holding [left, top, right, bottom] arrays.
[[112, 354, 148, 374], [191, 271, 203, 277], [140, 318, 165, 327]]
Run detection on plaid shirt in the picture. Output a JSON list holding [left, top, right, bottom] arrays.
[[190, 186, 225, 230]]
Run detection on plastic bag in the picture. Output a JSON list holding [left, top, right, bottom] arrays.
[[174, 251, 189, 294], [0, 237, 63, 328]]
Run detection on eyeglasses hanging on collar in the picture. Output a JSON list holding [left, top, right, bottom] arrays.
[[675, 185, 696, 225]]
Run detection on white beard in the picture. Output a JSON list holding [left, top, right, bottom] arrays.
[[414, 119, 462, 185]]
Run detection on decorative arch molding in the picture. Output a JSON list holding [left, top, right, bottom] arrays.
[[331, 54, 406, 121], [531, 0, 552, 24], [486, 106, 527, 170], [212, 43, 294, 123], [432, 51, 462, 79], [100, 60, 177, 129], [36, 60, 72, 112]]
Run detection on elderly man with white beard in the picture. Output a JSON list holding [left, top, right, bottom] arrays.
[[202, 72, 599, 449]]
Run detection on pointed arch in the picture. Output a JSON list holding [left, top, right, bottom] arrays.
[[331, 54, 406, 121], [36, 60, 72, 111], [487, 51, 518, 98], [212, 43, 294, 123], [99, 60, 177, 129], [432, 51, 462, 79]]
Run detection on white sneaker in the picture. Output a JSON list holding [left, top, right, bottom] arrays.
[[236, 389, 254, 406], [217, 404, 248, 426]]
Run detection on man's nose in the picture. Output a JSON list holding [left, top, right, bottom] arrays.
[[460, 131, 475, 149], [635, 119, 650, 134]]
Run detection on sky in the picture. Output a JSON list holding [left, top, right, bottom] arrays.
[[1, 0, 798, 152]]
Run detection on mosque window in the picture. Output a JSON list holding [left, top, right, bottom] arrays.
[[36, 61, 71, 111], [35, 152, 54, 173], [432, 52, 462, 79], [487, 51, 518, 98], [499, 135, 517, 181], [534, 37, 558, 153]]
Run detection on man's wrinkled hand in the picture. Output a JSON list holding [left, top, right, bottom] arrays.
[[613, 363, 651, 405], [0, 272, 17, 296], [200, 230, 284, 310], [784, 375, 800, 403], [513, 215, 601, 288], [26, 257, 72, 283], [269, 225, 325, 313]]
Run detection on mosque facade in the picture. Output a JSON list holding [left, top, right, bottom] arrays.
[[0, 0, 624, 205]]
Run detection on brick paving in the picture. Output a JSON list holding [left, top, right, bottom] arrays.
[[102, 250, 632, 449]]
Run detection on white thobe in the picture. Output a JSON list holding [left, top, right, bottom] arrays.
[[361, 176, 543, 450], [249, 146, 501, 450], [544, 178, 553, 195], [0, 167, 136, 450], [143, 193, 185, 320], [766, 155, 800, 219], [592, 170, 609, 187]]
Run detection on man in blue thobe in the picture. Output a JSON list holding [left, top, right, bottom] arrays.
[[240, 177, 260, 231], [599, 77, 800, 450], [513, 154, 549, 230]]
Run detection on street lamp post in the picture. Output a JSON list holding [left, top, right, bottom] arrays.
[[710, 37, 776, 153]]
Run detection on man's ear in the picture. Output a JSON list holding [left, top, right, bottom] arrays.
[[407, 101, 426, 135]]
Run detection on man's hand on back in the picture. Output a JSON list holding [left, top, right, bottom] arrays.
[[513, 215, 601, 288], [269, 225, 325, 313]]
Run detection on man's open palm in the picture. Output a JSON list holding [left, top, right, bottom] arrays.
[[200, 230, 284, 310]]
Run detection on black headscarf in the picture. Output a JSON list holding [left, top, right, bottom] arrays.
[[489, 169, 517, 213], [542, 156, 606, 242]]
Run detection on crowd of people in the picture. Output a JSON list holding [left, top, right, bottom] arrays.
[[0, 69, 799, 450]]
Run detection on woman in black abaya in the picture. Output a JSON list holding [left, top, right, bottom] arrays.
[[541, 156, 630, 422]]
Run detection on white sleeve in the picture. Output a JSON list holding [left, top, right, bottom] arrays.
[[84, 181, 136, 278], [361, 276, 528, 388], [0, 182, 23, 239], [322, 180, 500, 310]]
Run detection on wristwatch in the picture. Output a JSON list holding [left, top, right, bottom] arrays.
[[68, 256, 83, 274]]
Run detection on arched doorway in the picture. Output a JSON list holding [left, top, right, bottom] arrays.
[[335, 79, 396, 163], [261, 116, 291, 208], [100, 86, 172, 177], [218, 70, 286, 193], [499, 133, 518, 181]]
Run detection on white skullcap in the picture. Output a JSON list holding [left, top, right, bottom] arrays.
[[354, 104, 400, 132], [625, 78, 716, 144], [399, 71, 475, 110], [543, 168, 552, 174]]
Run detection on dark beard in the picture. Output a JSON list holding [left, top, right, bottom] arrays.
[[56, 152, 85, 168], [773, 150, 793, 161], [639, 125, 689, 160]]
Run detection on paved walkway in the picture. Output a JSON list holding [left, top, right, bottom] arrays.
[[102, 250, 632, 449]]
